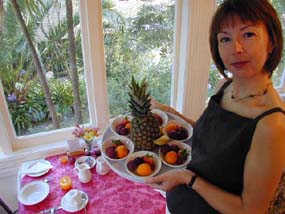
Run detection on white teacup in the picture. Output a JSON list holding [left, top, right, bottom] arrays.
[[64, 189, 83, 209]]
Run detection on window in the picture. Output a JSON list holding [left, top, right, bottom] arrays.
[[272, 0, 285, 99], [0, 0, 216, 157], [102, 0, 175, 117], [0, 0, 96, 154], [0, 0, 92, 138]]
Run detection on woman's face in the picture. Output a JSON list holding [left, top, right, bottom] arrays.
[[217, 16, 272, 78]]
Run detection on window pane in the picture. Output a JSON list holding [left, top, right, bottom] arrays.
[[271, 0, 285, 87], [102, 0, 175, 117], [0, 0, 89, 136]]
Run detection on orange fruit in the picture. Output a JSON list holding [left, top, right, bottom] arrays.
[[165, 123, 177, 133], [115, 145, 128, 159], [136, 163, 152, 176], [165, 151, 178, 164], [125, 122, 131, 129]]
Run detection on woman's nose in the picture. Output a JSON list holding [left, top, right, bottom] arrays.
[[233, 40, 243, 54]]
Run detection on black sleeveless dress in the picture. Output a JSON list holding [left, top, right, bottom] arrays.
[[166, 80, 285, 214]]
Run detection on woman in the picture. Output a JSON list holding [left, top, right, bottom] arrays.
[[146, 0, 285, 213]]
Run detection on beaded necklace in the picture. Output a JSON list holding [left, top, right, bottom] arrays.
[[231, 82, 272, 102]]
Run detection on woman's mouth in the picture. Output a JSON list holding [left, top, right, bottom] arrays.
[[230, 61, 249, 69]]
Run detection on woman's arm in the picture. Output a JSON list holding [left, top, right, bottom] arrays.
[[147, 112, 285, 214], [151, 99, 196, 127]]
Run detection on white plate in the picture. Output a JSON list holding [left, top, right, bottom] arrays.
[[125, 151, 162, 181], [18, 181, 49, 205], [75, 156, 96, 169], [61, 190, 88, 213], [25, 160, 52, 177], [159, 140, 191, 168]]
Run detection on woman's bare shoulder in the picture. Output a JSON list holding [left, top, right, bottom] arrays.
[[255, 107, 285, 146]]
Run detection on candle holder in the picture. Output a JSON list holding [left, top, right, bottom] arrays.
[[60, 176, 72, 190]]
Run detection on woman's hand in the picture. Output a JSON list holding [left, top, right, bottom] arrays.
[[151, 98, 196, 126], [145, 169, 193, 192], [151, 99, 168, 111]]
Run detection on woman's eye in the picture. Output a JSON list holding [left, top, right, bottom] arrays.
[[219, 37, 230, 43], [244, 32, 255, 38]]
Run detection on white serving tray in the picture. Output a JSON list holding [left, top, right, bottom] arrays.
[[101, 112, 193, 183]]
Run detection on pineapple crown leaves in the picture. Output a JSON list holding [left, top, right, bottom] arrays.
[[128, 76, 152, 118]]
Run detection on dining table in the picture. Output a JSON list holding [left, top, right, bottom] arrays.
[[17, 153, 166, 214]]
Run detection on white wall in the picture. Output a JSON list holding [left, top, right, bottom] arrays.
[[0, 170, 19, 212]]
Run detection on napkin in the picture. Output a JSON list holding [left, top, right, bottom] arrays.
[[23, 162, 53, 174]]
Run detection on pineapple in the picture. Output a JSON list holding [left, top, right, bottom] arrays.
[[128, 76, 161, 151]]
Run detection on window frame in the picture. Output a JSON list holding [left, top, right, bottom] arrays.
[[0, 0, 215, 158]]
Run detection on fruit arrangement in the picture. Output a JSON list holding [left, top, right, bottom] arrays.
[[115, 117, 131, 136], [105, 139, 129, 159], [165, 123, 189, 140], [160, 143, 189, 165], [127, 154, 155, 176]]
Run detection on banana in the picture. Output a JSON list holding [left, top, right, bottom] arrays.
[[154, 135, 170, 145]]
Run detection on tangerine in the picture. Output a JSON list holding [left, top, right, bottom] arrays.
[[125, 122, 131, 129], [165, 123, 177, 133], [115, 145, 128, 159], [136, 163, 152, 176], [165, 151, 178, 164]]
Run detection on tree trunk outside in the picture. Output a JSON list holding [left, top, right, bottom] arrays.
[[65, 0, 82, 124], [11, 0, 60, 129], [0, 0, 3, 33]]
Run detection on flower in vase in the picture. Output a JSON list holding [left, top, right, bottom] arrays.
[[72, 124, 100, 154]]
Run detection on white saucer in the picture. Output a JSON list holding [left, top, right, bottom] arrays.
[[18, 181, 49, 205], [75, 156, 96, 169], [61, 190, 88, 212], [25, 160, 52, 177]]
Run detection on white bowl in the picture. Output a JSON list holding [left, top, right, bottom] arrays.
[[163, 119, 192, 141], [159, 140, 191, 168], [151, 109, 168, 127], [125, 151, 162, 180], [110, 115, 133, 137], [18, 181, 50, 205], [75, 156, 96, 169], [101, 136, 134, 161]]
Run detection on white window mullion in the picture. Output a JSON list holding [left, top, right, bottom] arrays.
[[172, 0, 216, 120], [0, 82, 15, 154], [79, 0, 110, 131]]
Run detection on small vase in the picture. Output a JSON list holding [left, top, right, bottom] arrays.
[[85, 141, 93, 156]]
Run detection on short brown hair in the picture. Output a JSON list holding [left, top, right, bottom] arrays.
[[209, 0, 283, 78]]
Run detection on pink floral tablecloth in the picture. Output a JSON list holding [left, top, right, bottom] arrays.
[[18, 154, 166, 214]]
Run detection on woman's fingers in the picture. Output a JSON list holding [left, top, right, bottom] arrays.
[[145, 174, 163, 184], [151, 98, 160, 109]]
